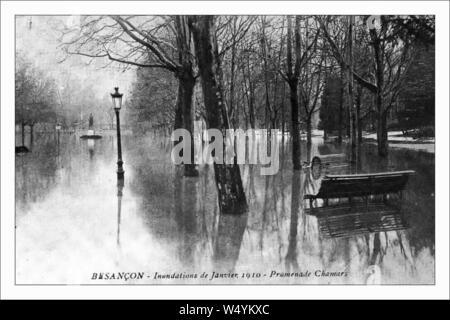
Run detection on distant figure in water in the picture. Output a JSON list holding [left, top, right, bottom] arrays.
[[88, 113, 95, 136], [304, 156, 325, 197]]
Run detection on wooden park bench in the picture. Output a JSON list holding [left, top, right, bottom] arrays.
[[303, 170, 414, 238], [304, 170, 415, 207]]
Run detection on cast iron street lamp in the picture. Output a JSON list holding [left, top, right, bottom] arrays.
[[111, 87, 124, 180]]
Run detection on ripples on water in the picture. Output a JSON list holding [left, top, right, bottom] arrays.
[[15, 131, 435, 284]]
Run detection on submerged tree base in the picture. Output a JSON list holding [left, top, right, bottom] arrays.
[[213, 163, 248, 215], [15, 145, 30, 154], [184, 164, 199, 177], [80, 135, 102, 139]]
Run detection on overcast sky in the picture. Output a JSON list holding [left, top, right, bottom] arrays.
[[16, 15, 136, 100]]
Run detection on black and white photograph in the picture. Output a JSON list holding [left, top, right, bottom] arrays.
[[1, 1, 449, 300]]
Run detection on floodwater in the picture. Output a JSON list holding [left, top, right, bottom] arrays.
[[15, 130, 435, 284]]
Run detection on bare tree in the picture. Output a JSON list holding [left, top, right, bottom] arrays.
[[188, 15, 247, 215], [278, 16, 319, 170], [284, 16, 302, 170], [319, 15, 417, 156], [298, 18, 324, 156]]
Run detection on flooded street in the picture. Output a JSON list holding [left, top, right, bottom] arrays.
[[15, 131, 435, 284]]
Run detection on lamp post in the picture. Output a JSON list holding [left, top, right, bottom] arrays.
[[111, 87, 124, 180]]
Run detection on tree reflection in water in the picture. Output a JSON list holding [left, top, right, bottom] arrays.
[[285, 170, 301, 271], [174, 166, 199, 270], [213, 211, 248, 273], [15, 133, 435, 284]]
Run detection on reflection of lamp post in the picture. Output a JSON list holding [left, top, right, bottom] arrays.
[[116, 179, 124, 246], [88, 139, 95, 159], [55, 123, 61, 153], [55, 85, 64, 129], [111, 87, 124, 180]]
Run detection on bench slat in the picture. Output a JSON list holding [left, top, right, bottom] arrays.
[[326, 170, 415, 179], [304, 170, 415, 200]]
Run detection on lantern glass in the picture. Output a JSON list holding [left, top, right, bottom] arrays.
[[111, 87, 123, 110]]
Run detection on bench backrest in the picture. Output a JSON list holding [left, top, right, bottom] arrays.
[[311, 170, 415, 199]]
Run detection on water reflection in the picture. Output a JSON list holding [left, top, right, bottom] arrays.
[[285, 170, 301, 271], [174, 167, 199, 269], [116, 179, 124, 247], [311, 204, 408, 238], [88, 139, 95, 159], [213, 212, 248, 273], [15, 133, 435, 284]]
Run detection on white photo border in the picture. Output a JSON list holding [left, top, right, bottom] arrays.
[[1, 1, 448, 300]]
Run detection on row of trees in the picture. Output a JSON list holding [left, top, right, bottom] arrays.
[[319, 37, 435, 142], [59, 15, 434, 215], [16, 53, 58, 144], [15, 53, 117, 142], [318, 16, 434, 157]]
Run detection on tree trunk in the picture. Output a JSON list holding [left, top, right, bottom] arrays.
[[351, 113, 357, 162], [356, 85, 363, 146], [227, 16, 238, 129], [281, 82, 286, 142], [377, 110, 388, 157], [174, 88, 183, 131], [189, 15, 247, 215], [374, 67, 388, 157], [260, 19, 272, 129], [178, 71, 198, 176], [174, 16, 199, 177], [289, 82, 301, 170], [346, 100, 351, 138], [286, 16, 302, 171], [21, 122, 25, 146], [246, 57, 256, 129], [29, 124, 34, 150], [229, 34, 236, 128], [338, 70, 344, 144], [306, 115, 312, 146], [371, 29, 387, 157], [347, 16, 357, 163], [249, 88, 255, 128], [306, 115, 312, 160]]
